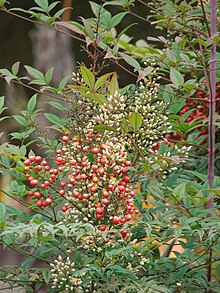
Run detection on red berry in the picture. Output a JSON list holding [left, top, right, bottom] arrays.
[[28, 191, 33, 196], [125, 214, 131, 221], [108, 184, 115, 191], [124, 161, 131, 167], [53, 169, 59, 175], [44, 181, 50, 187], [42, 160, 48, 166], [70, 159, 77, 166], [102, 191, 109, 198], [83, 194, 89, 199], [81, 174, 87, 180], [130, 191, 135, 197], [92, 165, 98, 171], [74, 191, 80, 197], [45, 198, 52, 205], [92, 177, 99, 183], [62, 206, 68, 212], [96, 207, 104, 214], [44, 165, 50, 171], [69, 178, 76, 184], [122, 176, 130, 183], [37, 165, 42, 171], [121, 168, 128, 174], [82, 147, 88, 152], [62, 136, 69, 142], [102, 198, 109, 205], [100, 144, 106, 150], [30, 179, 38, 187], [60, 182, 66, 187], [121, 231, 128, 238], [34, 192, 42, 200], [92, 147, 99, 154], [99, 168, 105, 176], [90, 186, 97, 193], [118, 185, 125, 192], [37, 200, 43, 208], [35, 156, 42, 163], [96, 214, 102, 219], [104, 238, 109, 243], [99, 225, 106, 231], [24, 159, 31, 166], [81, 161, 87, 167], [112, 216, 120, 224], [77, 194, 83, 200], [29, 156, 35, 162], [24, 167, 30, 172], [59, 190, 65, 196]]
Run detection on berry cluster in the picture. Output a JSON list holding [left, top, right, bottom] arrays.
[[87, 90, 126, 132], [50, 256, 83, 291], [23, 155, 59, 208], [57, 132, 138, 228], [126, 75, 171, 153], [165, 87, 220, 146], [23, 132, 138, 239]]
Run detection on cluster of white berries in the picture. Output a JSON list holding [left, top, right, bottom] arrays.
[[50, 256, 82, 292], [126, 76, 171, 153], [87, 91, 126, 132]]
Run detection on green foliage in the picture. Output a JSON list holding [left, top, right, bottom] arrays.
[[0, 0, 220, 292]]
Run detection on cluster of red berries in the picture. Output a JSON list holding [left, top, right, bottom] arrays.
[[23, 155, 62, 208], [56, 132, 138, 230], [23, 131, 138, 240], [164, 87, 220, 147]]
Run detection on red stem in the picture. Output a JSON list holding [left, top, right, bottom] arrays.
[[206, 0, 217, 286], [207, 0, 217, 200]]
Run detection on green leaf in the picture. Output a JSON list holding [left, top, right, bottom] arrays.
[[48, 1, 60, 12], [24, 65, 44, 80], [173, 182, 187, 198], [89, 2, 103, 17], [27, 94, 37, 114], [58, 76, 70, 88], [170, 68, 184, 87], [128, 112, 143, 131], [83, 93, 108, 105], [0, 96, 5, 109], [110, 12, 127, 27], [120, 119, 129, 135], [34, 0, 49, 12], [0, 203, 6, 221], [44, 113, 64, 126], [13, 115, 28, 127], [119, 52, 141, 71], [47, 101, 66, 111], [0, 1, 6, 7], [93, 125, 117, 132], [55, 21, 85, 36], [94, 72, 114, 91], [42, 268, 51, 285], [80, 66, 95, 90], [80, 17, 94, 40], [45, 67, 54, 84], [108, 72, 119, 95], [216, 263, 220, 277], [11, 61, 20, 76]]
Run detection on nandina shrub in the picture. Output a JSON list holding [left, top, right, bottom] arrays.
[[0, 0, 220, 292]]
